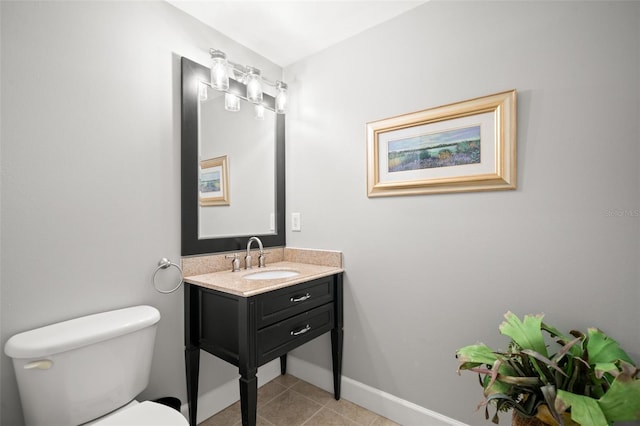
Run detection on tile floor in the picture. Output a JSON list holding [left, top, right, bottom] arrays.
[[198, 374, 400, 426]]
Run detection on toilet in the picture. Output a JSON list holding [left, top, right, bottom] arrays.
[[4, 305, 189, 426]]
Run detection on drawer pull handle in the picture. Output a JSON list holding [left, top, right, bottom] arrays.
[[290, 293, 311, 302], [290, 324, 311, 336]]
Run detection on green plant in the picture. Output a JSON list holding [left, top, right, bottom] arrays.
[[456, 312, 640, 425]]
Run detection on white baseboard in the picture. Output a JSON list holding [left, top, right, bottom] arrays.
[[179, 358, 281, 424], [180, 356, 467, 426], [287, 356, 468, 426]]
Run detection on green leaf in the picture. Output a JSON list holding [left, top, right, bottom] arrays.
[[479, 371, 512, 397], [556, 390, 609, 426], [499, 312, 548, 357], [542, 321, 577, 344], [587, 328, 635, 366], [456, 344, 497, 372], [593, 362, 619, 379], [598, 373, 640, 422]]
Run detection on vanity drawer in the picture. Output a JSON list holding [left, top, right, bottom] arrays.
[[256, 276, 334, 328], [257, 303, 334, 366]]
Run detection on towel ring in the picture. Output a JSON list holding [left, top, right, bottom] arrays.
[[153, 258, 183, 294]]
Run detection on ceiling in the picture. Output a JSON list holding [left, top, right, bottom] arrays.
[[167, 1, 427, 67]]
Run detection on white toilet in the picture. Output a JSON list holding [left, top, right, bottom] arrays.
[[4, 305, 189, 426]]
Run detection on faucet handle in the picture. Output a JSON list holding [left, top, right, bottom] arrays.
[[258, 250, 269, 268], [225, 254, 241, 272]]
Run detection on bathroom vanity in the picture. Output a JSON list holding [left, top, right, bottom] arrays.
[[180, 58, 341, 426], [183, 261, 344, 426]]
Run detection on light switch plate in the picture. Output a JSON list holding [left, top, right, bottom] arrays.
[[292, 212, 301, 231]]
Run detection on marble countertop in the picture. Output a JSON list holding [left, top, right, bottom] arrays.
[[183, 261, 343, 297]]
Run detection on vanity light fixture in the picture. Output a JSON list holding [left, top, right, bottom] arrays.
[[209, 48, 288, 115]]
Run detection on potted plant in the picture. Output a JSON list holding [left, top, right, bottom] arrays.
[[456, 312, 640, 425]]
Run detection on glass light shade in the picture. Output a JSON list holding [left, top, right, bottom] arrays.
[[245, 67, 263, 104], [210, 50, 229, 91], [224, 93, 240, 112], [198, 83, 208, 101], [254, 104, 265, 120], [275, 81, 287, 114]]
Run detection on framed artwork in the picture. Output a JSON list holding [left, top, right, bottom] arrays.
[[366, 90, 516, 197], [199, 155, 230, 206]]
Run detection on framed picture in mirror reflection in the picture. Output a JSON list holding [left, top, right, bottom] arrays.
[[199, 155, 230, 206]]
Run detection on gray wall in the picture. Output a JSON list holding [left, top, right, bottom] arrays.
[[0, 2, 280, 424], [284, 1, 640, 423]]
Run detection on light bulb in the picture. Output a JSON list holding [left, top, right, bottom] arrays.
[[210, 50, 229, 91], [245, 67, 263, 104], [254, 104, 265, 120], [275, 81, 287, 114], [225, 93, 240, 112], [198, 83, 208, 101]]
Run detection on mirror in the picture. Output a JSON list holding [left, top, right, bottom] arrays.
[[181, 57, 285, 256], [198, 85, 275, 238]]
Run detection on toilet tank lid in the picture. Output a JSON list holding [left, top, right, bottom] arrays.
[[4, 305, 160, 359]]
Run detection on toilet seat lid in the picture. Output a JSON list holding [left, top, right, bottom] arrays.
[[91, 401, 189, 426]]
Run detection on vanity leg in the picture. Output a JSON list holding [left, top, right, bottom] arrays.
[[280, 354, 287, 375], [331, 328, 343, 400], [238, 297, 258, 426], [331, 273, 344, 400], [239, 373, 258, 426], [185, 347, 200, 426], [184, 283, 202, 426]]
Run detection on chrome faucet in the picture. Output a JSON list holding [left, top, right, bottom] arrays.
[[245, 237, 266, 269]]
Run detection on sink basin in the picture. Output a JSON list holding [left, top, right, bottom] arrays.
[[243, 270, 300, 280]]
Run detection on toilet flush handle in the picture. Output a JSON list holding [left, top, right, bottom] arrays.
[[23, 360, 53, 370]]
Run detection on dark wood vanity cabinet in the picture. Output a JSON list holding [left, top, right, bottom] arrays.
[[184, 273, 344, 426]]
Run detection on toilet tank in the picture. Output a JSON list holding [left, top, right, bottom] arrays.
[[4, 305, 161, 426]]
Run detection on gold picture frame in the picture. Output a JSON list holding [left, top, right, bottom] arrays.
[[366, 90, 516, 197], [199, 155, 230, 206]]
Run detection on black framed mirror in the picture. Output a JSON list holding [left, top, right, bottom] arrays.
[[181, 57, 285, 256]]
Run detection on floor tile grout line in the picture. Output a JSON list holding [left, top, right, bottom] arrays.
[[259, 384, 289, 409], [287, 383, 371, 426], [321, 404, 371, 426], [299, 405, 326, 426], [260, 378, 326, 426], [258, 414, 276, 426], [279, 374, 301, 389], [288, 384, 332, 409]]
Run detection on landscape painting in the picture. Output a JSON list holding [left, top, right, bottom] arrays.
[[199, 169, 221, 193], [387, 125, 481, 173], [199, 155, 230, 206], [366, 89, 516, 197]]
